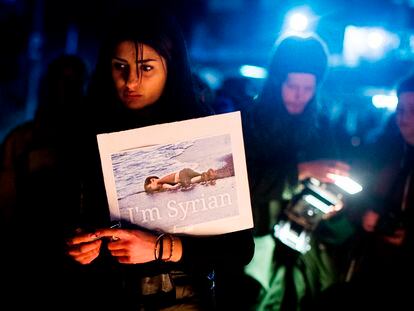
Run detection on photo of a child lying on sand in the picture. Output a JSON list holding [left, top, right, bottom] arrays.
[[143, 154, 235, 193], [98, 113, 253, 235]]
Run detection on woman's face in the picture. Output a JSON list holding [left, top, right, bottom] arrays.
[[281, 73, 316, 115], [397, 92, 414, 145], [111, 41, 167, 110]]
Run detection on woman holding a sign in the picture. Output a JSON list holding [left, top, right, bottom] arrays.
[[64, 5, 254, 311]]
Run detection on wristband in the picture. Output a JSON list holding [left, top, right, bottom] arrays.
[[154, 233, 165, 261], [163, 234, 175, 262]]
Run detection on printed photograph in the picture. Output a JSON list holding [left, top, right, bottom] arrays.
[[110, 134, 239, 232]]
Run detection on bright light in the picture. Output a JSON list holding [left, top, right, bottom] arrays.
[[197, 67, 222, 90], [343, 26, 400, 66], [303, 195, 332, 213], [372, 94, 398, 110], [367, 30, 385, 50], [327, 174, 363, 194], [283, 6, 316, 35], [274, 221, 311, 254], [363, 87, 397, 111], [288, 13, 309, 32], [239, 65, 268, 79]]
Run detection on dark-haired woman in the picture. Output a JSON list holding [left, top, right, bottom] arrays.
[[242, 34, 353, 310], [64, 7, 254, 311]]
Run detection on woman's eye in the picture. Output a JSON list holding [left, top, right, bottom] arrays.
[[141, 65, 153, 72], [113, 62, 128, 70]]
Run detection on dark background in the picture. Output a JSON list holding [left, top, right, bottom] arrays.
[[2, 0, 414, 145]]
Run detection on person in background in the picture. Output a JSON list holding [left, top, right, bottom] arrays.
[[0, 54, 87, 226], [64, 6, 254, 311], [0, 54, 88, 308], [212, 76, 257, 115], [241, 34, 355, 311], [338, 72, 414, 310]]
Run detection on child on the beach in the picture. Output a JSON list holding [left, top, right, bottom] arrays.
[[144, 167, 217, 193]]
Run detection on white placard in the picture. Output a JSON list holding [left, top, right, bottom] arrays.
[[97, 111, 253, 235]]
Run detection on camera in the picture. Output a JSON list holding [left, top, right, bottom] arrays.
[[274, 175, 362, 254]]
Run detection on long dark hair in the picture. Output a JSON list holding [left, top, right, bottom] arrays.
[[248, 35, 329, 158], [86, 7, 212, 133]]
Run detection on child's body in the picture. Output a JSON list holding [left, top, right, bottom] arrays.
[[144, 168, 216, 193]]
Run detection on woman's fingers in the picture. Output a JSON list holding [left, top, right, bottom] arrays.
[[67, 232, 100, 245], [66, 239, 102, 264], [95, 228, 128, 240], [71, 248, 101, 264], [67, 239, 101, 254]]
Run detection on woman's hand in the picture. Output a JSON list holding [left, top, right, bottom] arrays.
[[298, 160, 350, 183], [363, 210, 405, 245], [383, 228, 406, 246], [66, 230, 103, 265], [94, 228, 158, 264]]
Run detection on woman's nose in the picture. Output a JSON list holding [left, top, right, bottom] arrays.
[[295, 89, 304, 100], [126, 69, 139, 88]]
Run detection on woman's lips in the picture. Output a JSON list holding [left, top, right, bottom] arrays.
[[124, 93, 142, 98]]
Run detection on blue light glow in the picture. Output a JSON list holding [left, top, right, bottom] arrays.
[[288, 13, 309, 32], [343, 26, 400, 66], [239, 65, 268, 79], [372, 94, 398, 110], [283, 6, 316, 35]]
